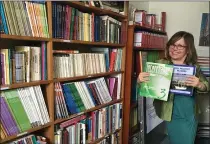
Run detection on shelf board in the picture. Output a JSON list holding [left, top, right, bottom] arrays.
[[54, 71, 124, 83], [130, 124, 140, 137], [54, 98, 123, 125], [130, 102, 138, 109], [134, 47, 165, 51], [129, 24, 167, 35], [88, 128, 121, 144], [53, 38, 125, 47], [63, 1, 127, 21], [0, 122, 52, 143], [0, 34, 50, 41], [0, 80, 52, 90]]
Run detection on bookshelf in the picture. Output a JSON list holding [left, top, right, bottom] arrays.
[[123, 24, 167, 144], [0, 1, 128, 143]]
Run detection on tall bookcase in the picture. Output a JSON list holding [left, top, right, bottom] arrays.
[[0, 1, 129, 144], [123, 24, 167, 144]]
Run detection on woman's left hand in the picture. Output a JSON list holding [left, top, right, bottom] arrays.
[[185, 76, 200, 87]]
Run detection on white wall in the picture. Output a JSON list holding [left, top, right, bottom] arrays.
[[129, 1, 149, 12], [148, 2, 209, 56], [129, 2, 209, 56]]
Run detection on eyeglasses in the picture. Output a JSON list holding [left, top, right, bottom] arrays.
[[169, 44, 187, 50]]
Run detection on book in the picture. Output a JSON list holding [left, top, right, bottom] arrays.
[[170, 65, 196, 96], [139, 62, 174, 101]]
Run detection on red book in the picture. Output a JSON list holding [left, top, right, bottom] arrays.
[[60, 115, 86, 128], [142, 32, 145, 47], [161, 12, 166, 32], [109, 49, 117, 72], [91, 111, 96, 141], [63, 129, 69, 144]]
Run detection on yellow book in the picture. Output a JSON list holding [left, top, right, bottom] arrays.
[[1, 49, 9, 85], [84, 13, 89, 41]]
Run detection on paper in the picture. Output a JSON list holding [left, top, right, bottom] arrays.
[[170, 65, 196, 96], [139, 62, 174, 101]]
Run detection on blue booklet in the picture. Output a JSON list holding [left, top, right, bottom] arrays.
[[170, 65, 196, 96]]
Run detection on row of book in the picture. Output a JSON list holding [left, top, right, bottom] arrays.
[[52, 3, 122, 43], [53, 48, 122, 78], [81, 1, 125, 14], [98, 133, 121, 144], [130, 107, 138, 129], [55, 103, 122, 144], [134, 32, 168, 48], [55, 74, 122, 119], [0, 1, 49, 37], [135, 51, 160, 75], [0, 43, 47, 85], [6, 135, 47, 144], [197, 56, 210, 76], [0, 86, 50, 137], [133, 10, 166, 31]]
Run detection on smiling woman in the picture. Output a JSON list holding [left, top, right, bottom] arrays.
[[165, 31, 198, 65], [138, 31, 209, 144]]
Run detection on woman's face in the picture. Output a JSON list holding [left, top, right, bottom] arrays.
[[169, 38, 188, 61]]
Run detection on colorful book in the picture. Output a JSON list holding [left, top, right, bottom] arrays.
[[3, 90, 32, 132], [170, 65, 196, 96], [139, 62, 174, 101]]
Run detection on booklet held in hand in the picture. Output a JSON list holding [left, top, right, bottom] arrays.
[[139, 62, 174, 101]]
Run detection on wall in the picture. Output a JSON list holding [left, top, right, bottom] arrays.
[[129, 2, 209, 56], [129, 1, 149, 12], [148, 2, 209, 56]]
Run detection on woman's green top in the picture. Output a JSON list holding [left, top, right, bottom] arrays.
[[153, 59, 209, 121]]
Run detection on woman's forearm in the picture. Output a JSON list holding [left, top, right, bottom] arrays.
[[196, 82, 207, 91]]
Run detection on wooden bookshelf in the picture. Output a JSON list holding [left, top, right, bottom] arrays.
[[0, 34, 50, 41], [0, 122, 52, 144], [123, 24, 167, 144], [62, 1, 127, 21], [133, 47, 165, 51], [88, 128, 121, 144], [54, 98, 123, 125], [53, 38, 125, 47], [0, 80, 52, 90], [54, 71, 124, 82], [0, 1, 128, 143], [130, 23, 167, 35]]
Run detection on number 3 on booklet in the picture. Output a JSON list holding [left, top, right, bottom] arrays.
[[139, 62, 174, 101]]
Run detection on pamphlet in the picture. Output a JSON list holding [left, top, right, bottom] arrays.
[[170, 65, 196, 96], [139, 62, 174, 101]]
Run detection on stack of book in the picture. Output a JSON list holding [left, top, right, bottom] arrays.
[[54, 103, 122, 143], [0, 86, 50, 138], [53, 48, 122, 78], [134, 32, 167, 48], [54, 74, 122, 119], [198, 56, 210, 77], [0, 43, 47, 85], [0, 1, 49, 37]]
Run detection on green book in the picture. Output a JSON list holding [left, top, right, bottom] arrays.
[[139, 62, 174, 101], [68, 83, 86, 111], [3, 89, 31, 132]]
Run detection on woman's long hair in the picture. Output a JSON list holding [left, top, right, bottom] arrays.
[[165, 31, 198, 65]]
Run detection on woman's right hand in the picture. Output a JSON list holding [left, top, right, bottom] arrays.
[[137, 72, 150, 83]]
